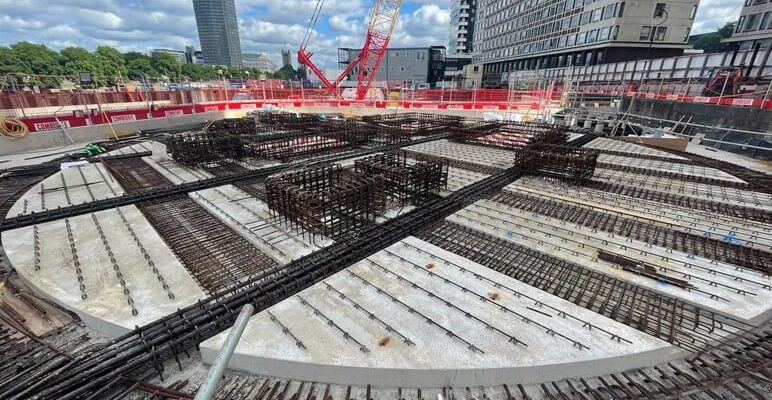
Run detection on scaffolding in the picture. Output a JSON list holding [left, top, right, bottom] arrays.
[[265, 164, 386, 239]]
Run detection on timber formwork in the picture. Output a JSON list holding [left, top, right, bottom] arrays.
[[513, 144, 599, 184], [354, 152, 449, 204], [265, 165, 387, 239]]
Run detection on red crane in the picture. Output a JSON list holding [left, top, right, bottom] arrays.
[[298, 0, 402, 100]]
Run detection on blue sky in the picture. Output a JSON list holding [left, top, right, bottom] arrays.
[[0, 0, 744, 70]]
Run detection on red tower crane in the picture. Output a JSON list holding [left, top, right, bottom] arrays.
[[297, 0, 402, 100]]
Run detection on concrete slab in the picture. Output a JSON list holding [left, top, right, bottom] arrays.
[[0, 143, 84, 169], [597, 154, 746, 184], [449, 199, 772, 324], [584, 137, 688, 160], [510, 177, 772, 250], [404, 140, 515, 170], [592, 168, 772, 211], [1, 205, 206, 336], [101, 141, 153, 156], [685, 142, 772, 175], [143, 156, 214, 184], [7, 162, 124, 217], [201, 237, 677, 387], [191, 184, 333, 265]]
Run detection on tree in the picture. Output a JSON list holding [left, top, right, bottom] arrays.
[[95, 46, 127, 86], [59, 47, 101, 85], [9, 42, 63, 87], [273, 65, 297, 80], [690, 23, 736, 53], [127, 58, 157, 80], [151, 53, 179, 80]]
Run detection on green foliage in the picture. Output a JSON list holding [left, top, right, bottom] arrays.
[[127, 58, 157, 80], [0, 41, 286, 89], [95, 46, 128, 85], [273, 65, 298, 80], [689, 23, 736, 54], [151, 53, 179, 77]]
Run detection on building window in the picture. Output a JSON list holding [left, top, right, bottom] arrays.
[[600, 26, 610, 40], [640, 26, 652, 40], [603, 4, 616, 19], [655, 26, 667, 41], [760, 12, 770, 31], [689, 5, 697, 19], [736, 16, 746, 32], [683, 27, 691, 42], [654, 3, 666, 18], [591, 8, 602, 22], [618, 2, 625, 17], [745, 13, 759, 31], [745, 0, 752, 6]]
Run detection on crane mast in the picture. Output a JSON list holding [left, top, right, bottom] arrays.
[[298, 0, 403, 101]]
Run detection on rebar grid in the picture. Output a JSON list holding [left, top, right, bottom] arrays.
[[244, 120, 373, 161], [362, 112, 463, 137], [354, 152, 448, 204], [209, 118, 257, 136], [102, 158, 172, 192], [587, 179, 772, 224], [491, 190, 772, 276], [417, 221, 754, 352], [140, 196, 279, 294], [513, 144, 599, 184], [451, 121, 568, 150], [167, 132, 245, 167], [265, 164, 386, 240]]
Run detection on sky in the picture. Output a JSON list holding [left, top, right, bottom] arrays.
[[0, 0, 745, 70]]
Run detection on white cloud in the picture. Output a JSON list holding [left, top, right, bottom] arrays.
[[691, 0, 743, 34]]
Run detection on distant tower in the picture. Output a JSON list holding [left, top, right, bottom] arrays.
[[282, 49, 292, 68], [192, 0, 243, 67]]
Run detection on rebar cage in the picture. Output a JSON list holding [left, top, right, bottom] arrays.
[[354, 152, 449, 204], [265, 164, 387, 239], [451, 121, 568, 150], [513, 145, 599, 184]]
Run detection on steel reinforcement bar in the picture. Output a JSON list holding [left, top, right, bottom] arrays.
[[491, 191, 772, 276], [0, 134, 451, 232], [586, 180, 772, 224], [417, 221, 758, 353], [3, 166, 520, 400]]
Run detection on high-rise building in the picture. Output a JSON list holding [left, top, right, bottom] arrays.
[[282, 49, 292, 68], [242, 53, 278, 72], [724, 0, 772, 51], [471, 0, 699, 80], [449, 0, 477, 54], [192, 0, 242, 67]]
